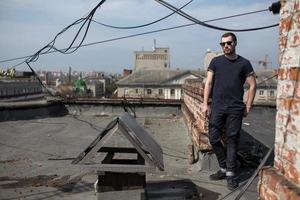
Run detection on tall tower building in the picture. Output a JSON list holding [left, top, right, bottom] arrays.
[[134, 40, 170, 71]]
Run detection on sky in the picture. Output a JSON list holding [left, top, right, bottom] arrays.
[[0, 0, 280, 73]]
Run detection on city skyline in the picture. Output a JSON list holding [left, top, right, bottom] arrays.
[[0, 0, 279, 73]]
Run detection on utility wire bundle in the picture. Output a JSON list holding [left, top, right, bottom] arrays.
[[154, 0, 279, 32], [92, 0, 193, 29], [23, 0, 106, 95], [0, 0, 280, 93], [1, 1, 279, 66], [26, 0, 106, 65]]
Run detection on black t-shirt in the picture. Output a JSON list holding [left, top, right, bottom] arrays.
[[208, 55, 254, 113]]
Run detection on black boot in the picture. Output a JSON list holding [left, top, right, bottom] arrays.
[[209, 170, 226, 180], [227, 176, 238, 190]]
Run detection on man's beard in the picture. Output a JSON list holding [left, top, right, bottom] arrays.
[[223, 48, 234, 55]]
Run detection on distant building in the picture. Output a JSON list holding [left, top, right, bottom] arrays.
[[244, 70, 277, 106], [134, 43, 170, 71], [117, 70, 203, 100], [0, 78, 43, 99], [86, 82, 105, 97], [85, 76, 107, 97], [203, 50, 223, 71]]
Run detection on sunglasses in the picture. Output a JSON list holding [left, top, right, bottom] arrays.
[[220, 41, 234, 46]]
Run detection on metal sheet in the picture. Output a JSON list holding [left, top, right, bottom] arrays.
[[119, 113, 164, 171]]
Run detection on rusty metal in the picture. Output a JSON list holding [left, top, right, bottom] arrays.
[[64, 97, 182, 106]]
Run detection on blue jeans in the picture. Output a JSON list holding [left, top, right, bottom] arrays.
[[208, 111, 243, 172]]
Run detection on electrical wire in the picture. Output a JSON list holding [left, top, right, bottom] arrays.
[[18, 0, 107, 97], [219, 146, 274, 200], [233, 146, 274, 200], [121, 96, 137, 118], [26, 0, 106, 64], [0, 8, 279, 66], [93, 7, 272, 30], [256, 73, 278, 86], [25, 62, 53, 96], [1, 0, 279, 99], [154, 0, 279, 32], [92, 0, 193, 29]]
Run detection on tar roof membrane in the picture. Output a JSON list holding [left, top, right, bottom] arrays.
[[0, 106, 275, 199]]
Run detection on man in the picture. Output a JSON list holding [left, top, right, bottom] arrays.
[[203, 32, 256, 190]]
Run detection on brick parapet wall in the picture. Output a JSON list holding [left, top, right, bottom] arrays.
[[258, 166, 300, 200], [182, 79, 212, 151], [258, 1, 300, 199]]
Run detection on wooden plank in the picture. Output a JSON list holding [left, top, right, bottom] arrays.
[[78, 125, 119, 164], [84, 163, 156, 173], [72, 118, 118, 164], [98, 147, 148, 154]]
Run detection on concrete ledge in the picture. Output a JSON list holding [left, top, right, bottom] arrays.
[[0, 102, 68, 122], [0, 99, 50, 109]]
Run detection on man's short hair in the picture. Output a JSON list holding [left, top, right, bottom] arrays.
[[221, 32, 237, 42]]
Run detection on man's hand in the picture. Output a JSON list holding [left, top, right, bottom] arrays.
[[203, 71, 213, 118], [202, 104, 210, 118], [244, 74, 256, 117], [243, 106, 251, 117]]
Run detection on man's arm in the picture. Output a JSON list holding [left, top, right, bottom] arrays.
[[244, 74, 256, 116], [203, 70, 214, 116]]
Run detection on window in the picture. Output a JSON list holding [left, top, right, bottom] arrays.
[[135, 89, 138, 94], [171, 89, 175, 96], [259, 90, 264, 96], [159, 89, 163, 95], [147, 89, 152, 94], [270, 90, 275, 97], [164, 63, 168, 68]]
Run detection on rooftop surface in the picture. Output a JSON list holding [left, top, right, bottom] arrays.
[[0, 106, 275, 200]]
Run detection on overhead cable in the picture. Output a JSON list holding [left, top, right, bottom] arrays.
[[92, 0, 193, 29], [25, 62, 54, 96], [0, 8, 279, 66], [26, 0, 106, 64], [154, 0, 279, 32], [220, 146, 274, 200], [256, 73, 278, 86], [23, 0, 106, 97], [93, 7, 272, 30]]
